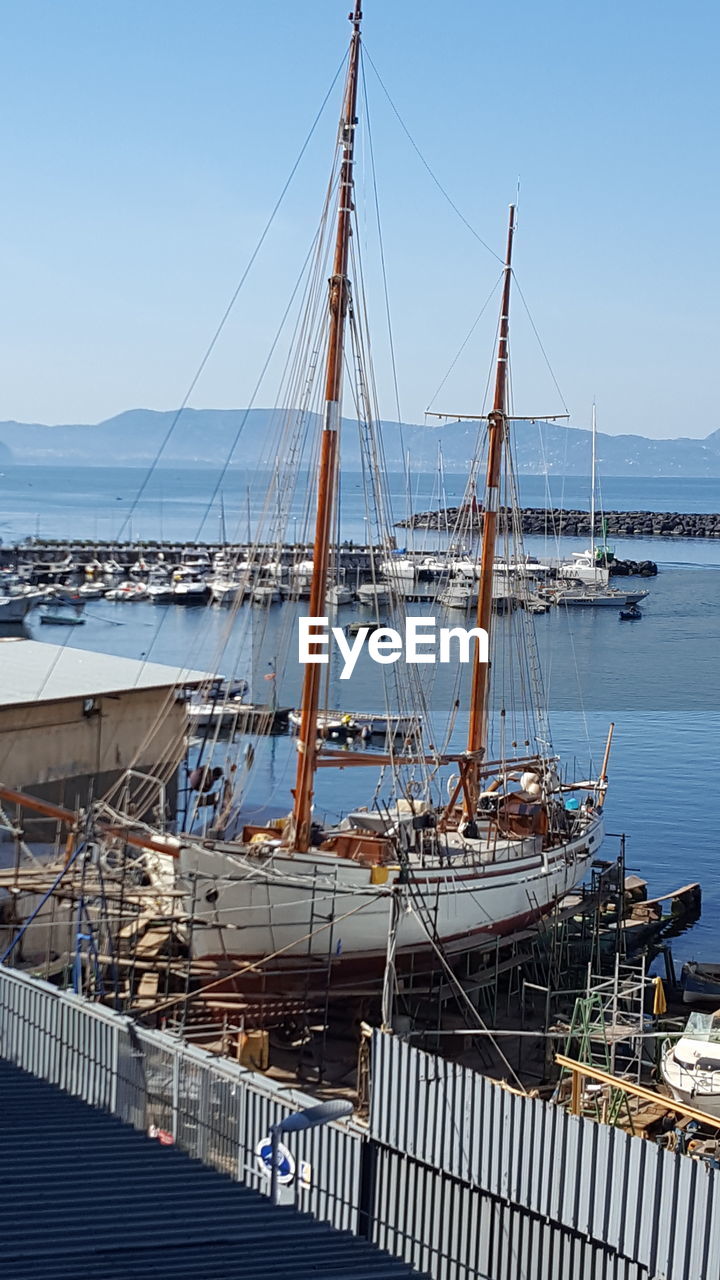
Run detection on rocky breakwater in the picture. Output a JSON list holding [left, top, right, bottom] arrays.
[[525, 509, 720, 540], [398, 505, 720, 539]]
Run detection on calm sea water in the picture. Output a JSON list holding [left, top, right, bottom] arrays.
[[4, 464, 719, 964], [2, 465, 720, 552]]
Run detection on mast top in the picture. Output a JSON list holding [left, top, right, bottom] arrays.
[[350, 3, 362, 33]]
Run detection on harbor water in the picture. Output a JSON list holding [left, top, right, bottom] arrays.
[[3, 465, 719, 963], [4, 465, 720, 545]]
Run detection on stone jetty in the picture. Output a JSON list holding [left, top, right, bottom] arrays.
[[397, 506, 720, 539]]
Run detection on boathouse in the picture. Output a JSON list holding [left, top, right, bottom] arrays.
[[0, 639, 207, 834]]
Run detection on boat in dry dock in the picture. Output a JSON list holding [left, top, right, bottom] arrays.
[[0, 2, 614, 987], [171, 5, 611, 977]]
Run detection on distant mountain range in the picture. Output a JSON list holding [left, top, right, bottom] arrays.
[[1, 408, 719, 476]]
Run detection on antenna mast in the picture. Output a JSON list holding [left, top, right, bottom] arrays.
[[291, 3, 363, 852], [590, 400, 597, 564], [464, 204, 516, 814]]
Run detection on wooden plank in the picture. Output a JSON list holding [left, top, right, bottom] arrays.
[[640, 883, 700, 909]]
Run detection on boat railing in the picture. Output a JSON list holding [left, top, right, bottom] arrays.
[[415, 832, 540, 871]]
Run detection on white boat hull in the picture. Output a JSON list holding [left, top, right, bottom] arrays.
[[439, 589, 476, 609], [327, 585, 354, 606], [288, 709, 419, 738], [660, 1041, 720, 1118], [178, 814, 603, 973], [556, 589, 648, 608], [210, 581, 243, 605], [251, 586, 281, 604], [357, 583, 390, 605], [174, 584, 211, 605]]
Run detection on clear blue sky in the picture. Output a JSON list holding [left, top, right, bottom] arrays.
[[0, 0, 716, 438]]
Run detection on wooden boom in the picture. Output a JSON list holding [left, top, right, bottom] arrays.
[[0, 784, 181, 858]]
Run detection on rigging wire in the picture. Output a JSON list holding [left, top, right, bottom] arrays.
[[364, 47, 504, 267], [26, 54, 350, 717], [360, 53, 403, 430], [506, 274, 593, 754], [510, 271, 570, 415], [424, 273, 504, 415], [100, 165, 345, 818], [115, 51, 349, 542]]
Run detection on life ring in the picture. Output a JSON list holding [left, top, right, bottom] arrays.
[[447, 773, 459, 800]]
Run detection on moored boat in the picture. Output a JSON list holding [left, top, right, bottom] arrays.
[[209, 577, 244, 605], [555, 586, 649, 608], [0, 591, 45, 624], [39, 604, 85, 626], [357, 581, 391, 606], [438, 583, 476, 609], [660, 1010, 720, 1116], [327, 583, 354, 606], [682, 961, 720, 1005], [251, 582, 281, 605], [173, 577, 211, 605]]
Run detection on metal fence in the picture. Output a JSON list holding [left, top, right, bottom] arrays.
[[2, 966, 720, 1280], [370, 1032, 720, 1280], [0, 965, 363, 1233]]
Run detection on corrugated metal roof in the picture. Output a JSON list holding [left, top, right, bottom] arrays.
[[0, 1058, 424, 1280], [0, 639, 210, 706]]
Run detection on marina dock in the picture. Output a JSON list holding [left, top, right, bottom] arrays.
[[0, 536, 657, 591]]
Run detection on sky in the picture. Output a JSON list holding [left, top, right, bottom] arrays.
[[0, 0, 717, 439]]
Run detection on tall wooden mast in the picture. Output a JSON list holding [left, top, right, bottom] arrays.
[[291, 2, 363, 852], [464, 204, 516, 815]]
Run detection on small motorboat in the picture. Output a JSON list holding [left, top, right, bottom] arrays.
[[186, 679, 251, 733], [209, 577, 244, 606], [438, 584, 476, 609], [556, 587, 648, 609], [681, 962, 720, 1005], [40, 605, 85, 626], [251, 583, 281, 605], [288, 709, 360, 739], [173, 578, 211, 605], [77, 582, 106, 600], [147, 581, 176, 605], [619, 604, 642, 621], [526, 597, 550, 614], [326, 583, 354, 606], [357, 581, 390, 606], [660, 1010, 720, 1117], [346, 620, 384, 636], [106, 581, 148, 602], [335, 710, 420, 739]]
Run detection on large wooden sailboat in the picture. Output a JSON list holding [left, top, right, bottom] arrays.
[[0, 3, 611, 987], [174, 3, 610, 977]]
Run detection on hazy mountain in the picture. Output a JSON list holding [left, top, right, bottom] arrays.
[[1, 408, 719, 476]]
